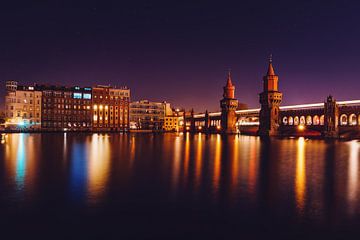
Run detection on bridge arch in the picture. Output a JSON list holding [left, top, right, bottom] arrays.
[[294, 116, 299, 125], [288, 116, 293, 125], [300, 116, 305, 125], [340, 114, 348, 126], [320, 115, 324, 125], [306, 116, 312, 125], [313, 115, 320, 125], [283, 116, 288, 125], [349, 114, 357, 126]]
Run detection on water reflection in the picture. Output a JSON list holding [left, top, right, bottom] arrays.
[[195, 133, 203, 189], [3, 134, 38, 198], [2, 132, 360, 237], [16, 134, 26, 190], [70, 134, 111, 204], [183, 133, 190, 185], [212, 134, 222, 198], [347, 140, 360, 215], [171, 135, 182, 193], [87, 134, 111, 204], [295, 137, 306, 214]]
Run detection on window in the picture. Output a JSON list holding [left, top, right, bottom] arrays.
[[73, 93, 82, 99], [83, 93, 91, 99]]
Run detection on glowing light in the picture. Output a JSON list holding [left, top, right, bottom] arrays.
[[298, 125, 305, 131], [93, 105, 98, 110], [191, 99, 360, 118], [99, 105, 103, 110], [186, 126, 190, 130], [216, 125, 221, 130], [198, 126, 202, 130]]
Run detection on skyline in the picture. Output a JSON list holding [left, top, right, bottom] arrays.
[[2, 1, 360, 111]]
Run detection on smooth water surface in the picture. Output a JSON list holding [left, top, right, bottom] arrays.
[[0, 133, 360, 239]]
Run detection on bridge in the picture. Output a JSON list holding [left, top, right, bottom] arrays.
[[182, 99, 360, 137], [181, 58, 360, 139]]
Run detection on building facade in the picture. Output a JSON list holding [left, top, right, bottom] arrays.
[[163, 109, 181, 132], [130, 100, 172, 130], [40, 85, 92, 131], [92, 85, 130, 132], [4, 80, 42, 130], [4, 81, 130, 132]]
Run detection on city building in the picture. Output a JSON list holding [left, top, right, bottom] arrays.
[[40, 85, 93, 131], [163, 109, 181, 132], [130, 100, 172, 130], [92, 85, 130, 132], [4, 80, 42, 130]]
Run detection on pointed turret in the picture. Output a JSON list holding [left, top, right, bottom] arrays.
[[223, 70, 235, 99], [226, 70, 233, 87], [267, 55, 276, 76], [263, 55, 279, 92]]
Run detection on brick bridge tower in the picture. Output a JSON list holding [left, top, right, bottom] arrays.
[[259, 56, 283, 137], [323, 95, 339, 138], [220, 71, 239, 134]]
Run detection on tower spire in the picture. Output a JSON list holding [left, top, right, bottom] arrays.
[[267, 54, 276, 76], [226, 69, 233, 87]]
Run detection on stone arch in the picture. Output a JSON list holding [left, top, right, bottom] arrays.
[[283, 116, 288, 125], [349, 114, 357, 126], [320, 115, 324, 125], [300, 116, 306, 125], [294, 116, 299, 125], [313, 115, 320, 125], [340, 114, 348, 126], [288, 116, 293, 125], [306, 116, 312, 125]]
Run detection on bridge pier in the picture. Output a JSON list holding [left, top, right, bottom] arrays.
[[323, 95, 339, 138]]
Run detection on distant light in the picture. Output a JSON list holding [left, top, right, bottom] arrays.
[[186, 126, 190, 131], [217, 125, 221, 130], [198, 126, 202, 130], [298, 125, 305, 131]]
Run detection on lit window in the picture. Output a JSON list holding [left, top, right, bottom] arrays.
[[73, 93, 82, 99], [83, 93, 91, 99]]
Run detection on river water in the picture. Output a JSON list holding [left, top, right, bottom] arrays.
[[0, 133, 359, 239]]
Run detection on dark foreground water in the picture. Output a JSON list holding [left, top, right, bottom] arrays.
[[0, 133, 360, 239]]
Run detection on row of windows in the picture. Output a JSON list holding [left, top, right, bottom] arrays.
[[43, 104, 91, 110], [6, 105, 40, 111], [7, 98, 40, 104], [42, 122, 92, 127], [6, 112, 40, 119], [43, 110, 92, 115], [44, 98, 91, 104], [42, 116, 91, 121], [93, 116, 128, 122]]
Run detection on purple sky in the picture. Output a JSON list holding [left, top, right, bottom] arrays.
[[1, 1, 360, 112]]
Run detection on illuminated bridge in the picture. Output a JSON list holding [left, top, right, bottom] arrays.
[[182, 99, 360, 137]]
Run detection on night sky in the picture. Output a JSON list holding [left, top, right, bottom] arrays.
[[1, 0, 360, 112]]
